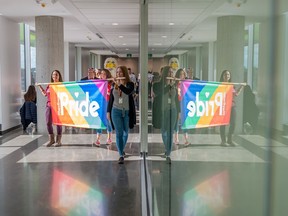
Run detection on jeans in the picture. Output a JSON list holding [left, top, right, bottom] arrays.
[[96, 118, 113, 134], [111, 108, 129, 156], [46, 106, 62, 135], [161, 107, 177, 156]]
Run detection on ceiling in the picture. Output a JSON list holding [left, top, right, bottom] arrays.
[[0, 0, 276, 56]]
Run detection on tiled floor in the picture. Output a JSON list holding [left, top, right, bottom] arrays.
[[1, 125, 288, 215]]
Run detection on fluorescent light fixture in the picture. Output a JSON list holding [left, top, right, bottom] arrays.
[[162, 35, 167, 38], [153, 43, 162, 46], [118, 35, 124, 38], [112, 23, 119, 26], [122, 43, 126, 45], [125, 48, 129, 50], [169, 22, 175, 25]]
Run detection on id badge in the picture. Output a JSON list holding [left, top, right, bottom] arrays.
[[168, 98, 171, 104], [119, 97, 123, 104]]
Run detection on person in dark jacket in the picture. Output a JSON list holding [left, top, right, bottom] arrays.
[[152, 66, 180, 164], [219, 70, 245, 146], [20, 85, 37, 131], [243, 85, 259, 133], [107, 66, 136, 164]]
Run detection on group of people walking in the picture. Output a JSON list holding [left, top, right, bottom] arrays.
[[21, 64, 247, 165]]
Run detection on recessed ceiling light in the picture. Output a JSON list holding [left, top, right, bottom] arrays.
[[118, 35, 124, 38], [162, 35, 167, 38], [169, 22, 175, 25], [112, 23, 119, 26]]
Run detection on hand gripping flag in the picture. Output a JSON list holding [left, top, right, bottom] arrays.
[[49, 80, 108, 129], [180, 80, 233, 129]]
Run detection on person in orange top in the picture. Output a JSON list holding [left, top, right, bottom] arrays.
[[173, 68, 190, 146], [94, 69, 114, 146]]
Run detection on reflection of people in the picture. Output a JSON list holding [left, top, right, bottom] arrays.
[[94, 69, 113, 146], [20, 85, 37, 131], [37, 70, 63, 147], [152, 66, 180, 164], [107, 66, 136, 164], [219, 70, 245, 147], [108, 165, 137, 215], [174, 69, 189, 145], [243, 85, 259, 133]]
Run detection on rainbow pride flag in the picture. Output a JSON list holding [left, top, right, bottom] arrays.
[[50, 80, 108, 129], [52, 170, 104, 215], [181, 80, 233, 129]]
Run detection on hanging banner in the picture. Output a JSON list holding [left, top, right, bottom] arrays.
[[50, 80, 108, 129], [181, 80, 233, 129]]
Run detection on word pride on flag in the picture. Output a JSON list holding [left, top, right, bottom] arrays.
[[180, 80, 233, 129], [50, 80, 108, 129]]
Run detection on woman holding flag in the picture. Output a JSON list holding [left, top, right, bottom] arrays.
[[174, 68, 190, 146], [94, 69, 114, 146], [107, 66, 136, 164], [219, 70, 245, 147], [36, 70, 63, 147], [153, 66, 180, 164]]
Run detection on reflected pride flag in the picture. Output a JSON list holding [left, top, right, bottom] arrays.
[[180, 80, 233, 129], [50, 80, 108, 129]]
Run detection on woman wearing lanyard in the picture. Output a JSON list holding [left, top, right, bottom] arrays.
[[107, 66, 136, 164], [153, 66, 179, 164]]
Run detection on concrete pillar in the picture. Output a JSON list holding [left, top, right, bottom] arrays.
[[35, 16, 64, 133], [216, 16, 245, 133]]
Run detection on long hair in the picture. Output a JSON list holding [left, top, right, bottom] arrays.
[[24, 85, 36, 102], [102, 69, 112, 79], [220, 70, 231, 82], [117, 66, 131, 83], [50, 70, 63, 82], [160, 66, 172, 85], [175, 68, 185, 85]]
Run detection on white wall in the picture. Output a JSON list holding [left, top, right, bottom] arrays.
[[0, 17, 21, 132]]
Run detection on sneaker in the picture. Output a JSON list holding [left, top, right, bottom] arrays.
[[118, 156, 124, 164], [106, 138, 112, 145], [221, 141, 229, 147], [227, 140, 236, 146], [184, 141, 190, 146], [94, 139, 101, 147], [166, 156, 171, 164]]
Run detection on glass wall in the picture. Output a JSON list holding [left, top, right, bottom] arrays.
[[144, 1, 288, 216], [30, 30, 36, 85], [19, 23, 26, 92], [20, 24, 36, 92]]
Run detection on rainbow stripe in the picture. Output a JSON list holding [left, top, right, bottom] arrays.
[[52, 170, 104, 215], [181, 80, 233, 129], [182, 171, 230, 215], [50, 80, 108, 129]]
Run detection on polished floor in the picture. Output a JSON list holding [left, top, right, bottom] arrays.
[[1, 115, 288, 215]]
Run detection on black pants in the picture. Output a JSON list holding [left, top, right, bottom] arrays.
[[220, 106, 236, 142]]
